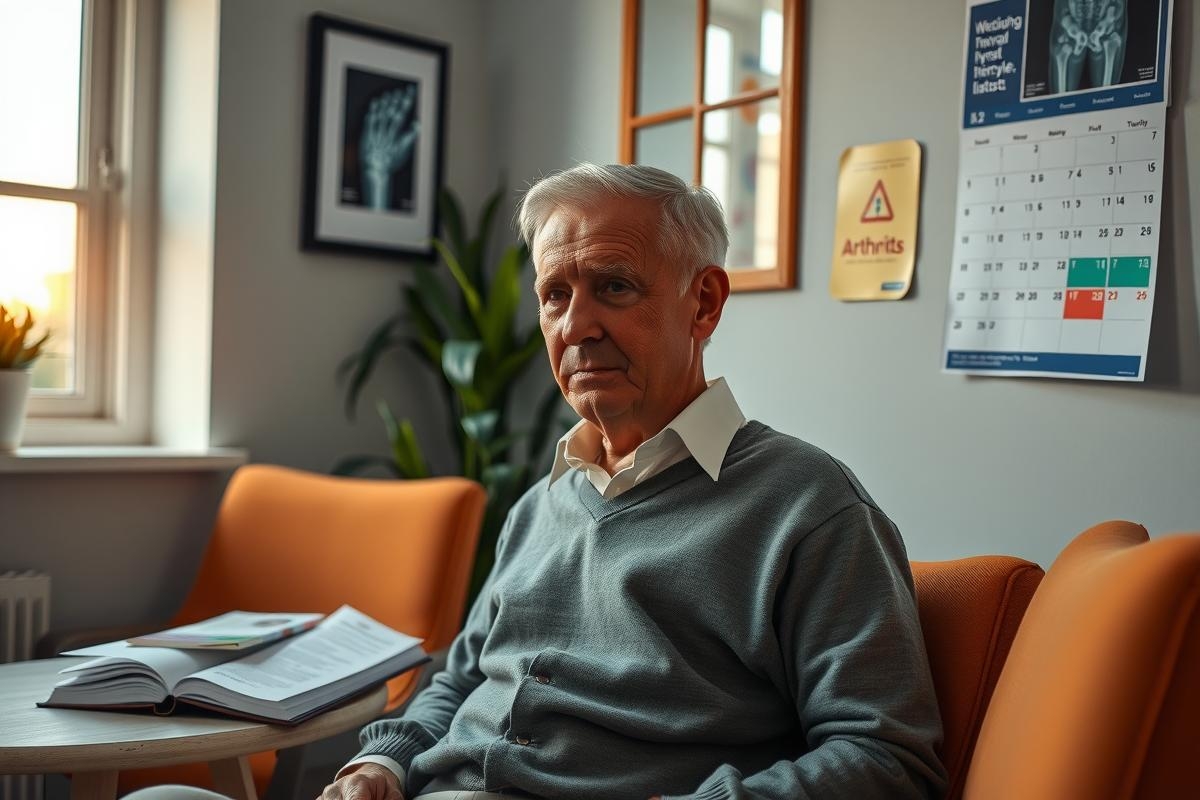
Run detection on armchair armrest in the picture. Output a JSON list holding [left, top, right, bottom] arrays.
[[35, 622, 165, 659]]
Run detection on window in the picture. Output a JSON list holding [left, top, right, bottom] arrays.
[[620, 0, 802, 291], [0, 0, 154, 443]]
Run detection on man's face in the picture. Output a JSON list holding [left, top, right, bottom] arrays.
[[532, 196, 707, 436]]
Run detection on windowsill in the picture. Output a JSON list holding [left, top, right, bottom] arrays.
[[0, 446, 248, 474]]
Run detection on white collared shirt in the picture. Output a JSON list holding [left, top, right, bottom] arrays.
[[548, 377, 747, 499]]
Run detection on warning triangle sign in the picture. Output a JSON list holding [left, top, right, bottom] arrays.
[[860, 179, 895, 222]]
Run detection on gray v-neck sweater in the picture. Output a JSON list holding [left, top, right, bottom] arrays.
[[356, 422, 946, 800]]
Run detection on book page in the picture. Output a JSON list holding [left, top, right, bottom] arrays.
[[60, 641, 239, 689], [182, 605, 423, 702]]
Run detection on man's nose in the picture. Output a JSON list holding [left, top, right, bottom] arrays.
[[560, 293, 604, 345]]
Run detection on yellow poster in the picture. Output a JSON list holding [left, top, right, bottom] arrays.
[[829, 139, 922, 301]]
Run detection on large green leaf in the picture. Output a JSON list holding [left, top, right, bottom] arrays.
[[413, 263, 472, 339], [438, 189, 467, 257], [432, 240, 485, 331], [378, 401, 429, 479], [442, 339, 484, 389], [480, 246, 526, 357], [479, 326, 546, 400], [485, 431, 524, 460], [404, 286, 444, 347], [404, 339, 465, 465], [462, 410, 500, 446], [338, 315, 404, 420], [463, 187, 506, 297]]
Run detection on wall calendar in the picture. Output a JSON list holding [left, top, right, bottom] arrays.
[[943, 0, 1174, 380]]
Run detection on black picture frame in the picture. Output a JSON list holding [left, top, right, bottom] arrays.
[[301, 14, 448, 260]]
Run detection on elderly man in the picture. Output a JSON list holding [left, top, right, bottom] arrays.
[[323, 164, 946, 800]]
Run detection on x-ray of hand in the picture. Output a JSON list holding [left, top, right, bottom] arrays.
[[360, 85, 419, 211]]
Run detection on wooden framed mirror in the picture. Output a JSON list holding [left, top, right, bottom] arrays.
[[620, 0, 803, 291]]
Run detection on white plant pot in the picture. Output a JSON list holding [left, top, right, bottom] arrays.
[[0, 369, 33, 453]]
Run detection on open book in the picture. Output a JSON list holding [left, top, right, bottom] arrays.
[[39, 606, 428, 725]]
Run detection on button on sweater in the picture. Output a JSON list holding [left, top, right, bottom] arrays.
[[355, 421, 947, 800]]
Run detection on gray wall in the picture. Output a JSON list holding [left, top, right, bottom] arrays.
[[210, 0, 495, 475], [2, 0, 1197, 632], [2, 0, 495, 630], [484, 0, 1200, 569]]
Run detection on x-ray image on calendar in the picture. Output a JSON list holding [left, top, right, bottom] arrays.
[[943, 0, 1174, 381]]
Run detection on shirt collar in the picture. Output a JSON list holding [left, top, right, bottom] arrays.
[[548, 377, 746, 488]]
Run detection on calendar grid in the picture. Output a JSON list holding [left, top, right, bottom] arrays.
[[944, 107, 1165, 379]]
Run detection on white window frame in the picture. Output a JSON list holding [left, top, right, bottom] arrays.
[[13, 0, 156, 445]]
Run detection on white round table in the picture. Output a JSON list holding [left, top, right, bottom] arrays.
[[0, 658, 387, 800]]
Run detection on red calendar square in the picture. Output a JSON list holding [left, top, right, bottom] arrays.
[[1063, 289, 1105, 320]]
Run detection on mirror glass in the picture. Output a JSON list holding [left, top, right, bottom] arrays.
[[704, 0, 784, 105], [700, 97, 781, 269], [637, 0, 697, 115], [635, 118, 694, 184]]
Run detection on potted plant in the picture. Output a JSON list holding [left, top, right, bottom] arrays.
[[336, 187, 567, 603], [0, 304, 49, 452]]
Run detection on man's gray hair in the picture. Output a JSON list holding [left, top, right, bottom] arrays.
[[517, 163, 729, 290]]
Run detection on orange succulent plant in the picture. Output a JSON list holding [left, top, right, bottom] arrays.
[[0, 304, 50, 370]]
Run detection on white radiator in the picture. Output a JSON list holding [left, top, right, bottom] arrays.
[[0, 569, 50, 800]]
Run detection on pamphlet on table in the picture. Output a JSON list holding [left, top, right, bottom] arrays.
[[127, 610, 323, 650]]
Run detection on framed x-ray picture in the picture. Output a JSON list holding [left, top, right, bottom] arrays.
[[302, 14, 448, 259]]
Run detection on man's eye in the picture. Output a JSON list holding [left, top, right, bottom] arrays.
[[602, 280, 630, 294], [543, 289, 568, 304]]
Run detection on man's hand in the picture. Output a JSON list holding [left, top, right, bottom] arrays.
[[317, 763, 404, 800]]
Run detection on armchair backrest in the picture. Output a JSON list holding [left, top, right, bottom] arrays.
[[911, 555, 1044, 800], [173, 464, 487, 708], [964, 521, 1200, 799]]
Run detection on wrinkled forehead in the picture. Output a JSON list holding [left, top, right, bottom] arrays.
[[531, 196, 664, 271]]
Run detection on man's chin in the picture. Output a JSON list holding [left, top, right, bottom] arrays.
[[565, 384, 636, 421]]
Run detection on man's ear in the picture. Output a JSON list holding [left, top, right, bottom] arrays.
[[692, 265, 730, 342]]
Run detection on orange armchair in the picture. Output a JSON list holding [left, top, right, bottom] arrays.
[[963, 521, 1200, 799], [117, 465, 486, 797], [912, 554, 1045, 799], [915, 521, 1200, 800]]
